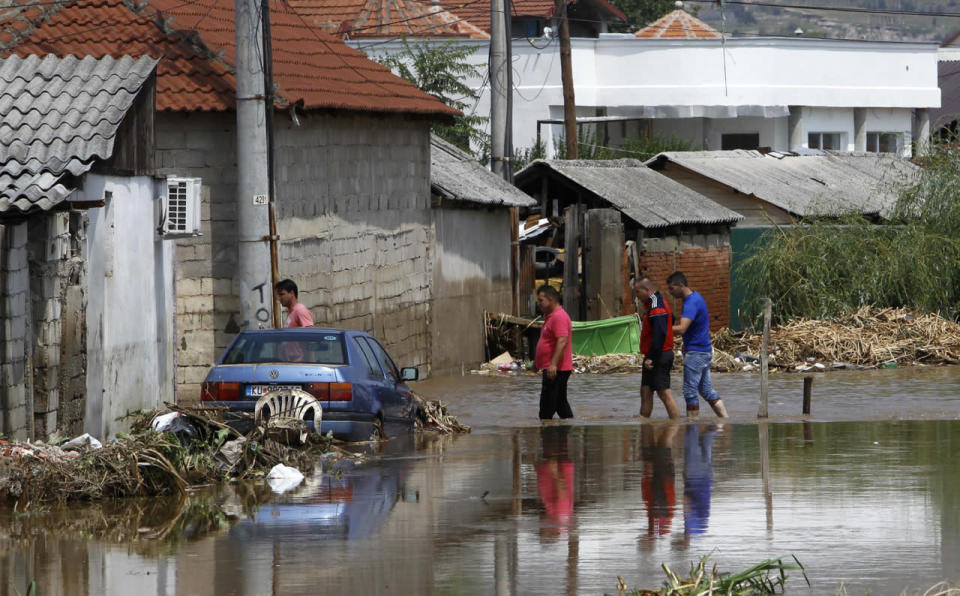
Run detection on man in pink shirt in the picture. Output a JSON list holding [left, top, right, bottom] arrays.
[[535, 285, 574, 419], [275, 279, 314, 328]]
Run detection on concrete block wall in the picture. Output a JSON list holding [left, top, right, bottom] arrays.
[[156, 112, 238, 401], [275, 113, 434, 372], [158, 110, 436, 398], [0, 222, 31, 439], [639, 243, 732, 332]]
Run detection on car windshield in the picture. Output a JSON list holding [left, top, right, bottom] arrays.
[[222, 332, 347, 365]]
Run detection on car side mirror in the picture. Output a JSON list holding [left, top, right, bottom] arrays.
[[400, 367, 419, 382]]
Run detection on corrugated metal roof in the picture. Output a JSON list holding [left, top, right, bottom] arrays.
[[0, 0, 458, 116], [430, 135, 535, 208], [635, 9, 720, 39], [0, 54, 157, 214], [290, 0, 489, 39], [515, 159, 742, 228], [649, 150, 919, 218]]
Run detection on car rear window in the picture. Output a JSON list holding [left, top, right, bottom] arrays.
[[222, 332, 347, 365]]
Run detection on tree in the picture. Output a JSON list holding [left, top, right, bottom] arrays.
[[608, 0, 696, 33], [374, 40, 489, 156]]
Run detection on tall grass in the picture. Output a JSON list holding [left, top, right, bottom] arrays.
[[736, 143, 960, 324]]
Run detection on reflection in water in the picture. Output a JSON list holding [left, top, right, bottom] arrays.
[[683, 424, 716, 536], [536, 426, 575, 537], [641, 424, 677, 538], [2, 420, 960, 594]]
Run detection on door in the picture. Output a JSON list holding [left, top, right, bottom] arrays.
[[364, 338, 414, 420]]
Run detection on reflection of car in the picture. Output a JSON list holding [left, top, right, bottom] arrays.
[[201, 329, 419, 441]]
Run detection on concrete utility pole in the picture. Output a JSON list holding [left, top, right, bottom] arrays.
[[235, 0, 273, 329], [558, 0, 577, 159], [490, 0, 512, 180]]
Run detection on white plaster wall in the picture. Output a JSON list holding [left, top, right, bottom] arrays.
[[702, 116, 788, 150], [802, 107, 856, 150], [862, 107, 915, 156], [84, 174, 175, 438], [360, 36, 939, 155]]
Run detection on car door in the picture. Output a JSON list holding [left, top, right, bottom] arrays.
[[354, 337, 398, 419], [365, 338, 415, 420]]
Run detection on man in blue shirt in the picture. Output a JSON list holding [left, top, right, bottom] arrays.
[[667, 272, 729, 418]]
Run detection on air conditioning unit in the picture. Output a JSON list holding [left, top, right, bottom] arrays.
[[159, 177, 202, 237]]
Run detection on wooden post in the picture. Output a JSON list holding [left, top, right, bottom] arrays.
[[563, 205, 580, 319], [759, 422, 773, 533], [758, 297, 772, 418], [802, 376, 813, 415], [558, 0, 577, 159]]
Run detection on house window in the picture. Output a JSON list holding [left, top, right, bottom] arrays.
[[808, 132, 843, 150], [721, 133, 760, 150], [867, 132, 901, 154]]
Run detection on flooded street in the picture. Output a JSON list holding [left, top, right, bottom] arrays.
[[2, 368, 960, 595]]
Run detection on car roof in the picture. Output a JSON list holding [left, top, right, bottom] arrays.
[[236, 328, 369, 336]]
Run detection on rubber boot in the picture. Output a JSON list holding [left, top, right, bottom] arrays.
[[709, 399, 729, 418], [686, 406, 699, 418]]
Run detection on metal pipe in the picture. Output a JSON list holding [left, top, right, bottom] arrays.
[[262, 0, 281, 328]]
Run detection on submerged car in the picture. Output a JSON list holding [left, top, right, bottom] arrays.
[[201, 329, 419, 441]]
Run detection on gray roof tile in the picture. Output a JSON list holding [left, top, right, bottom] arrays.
[[430, 135, 536, 208], [515, 159, 743, 228], [0, 54, 158, 214], [649, 150, 919, 218]]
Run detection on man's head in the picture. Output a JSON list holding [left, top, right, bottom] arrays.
[[275, 279, 298, 308], [633, 276, 656, 301], [666, 271, 688, 299], [536, 285, 562, 314]]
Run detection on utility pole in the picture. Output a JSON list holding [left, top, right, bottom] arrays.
[[490, 0, 511, 180], [235, 0, 273, 329], [558, 0, 577, 159]]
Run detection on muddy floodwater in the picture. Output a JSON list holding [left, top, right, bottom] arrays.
[[2, 367, 960, 595]]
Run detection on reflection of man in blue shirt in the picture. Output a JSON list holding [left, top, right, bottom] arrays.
[[683, 424, 717, 535]]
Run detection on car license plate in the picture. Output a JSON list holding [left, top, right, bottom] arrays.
[[246, 384, 300, 397]]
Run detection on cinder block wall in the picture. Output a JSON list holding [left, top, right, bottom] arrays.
[[639, 233, 732, 332], [0, 222, 30, 438], [274, 113, 433, 372], [157, 111, 435, 399]]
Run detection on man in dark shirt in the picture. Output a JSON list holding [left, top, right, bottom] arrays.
[[634, 277, 680, 419]]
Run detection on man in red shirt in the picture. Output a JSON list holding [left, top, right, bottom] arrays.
[[634, 277, 680, 419], [275, 279, 314, 328], [535, 285, 574, 419]]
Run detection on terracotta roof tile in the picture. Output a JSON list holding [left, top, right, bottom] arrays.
[[290, 0, 489, 39], [0, 0, 458, 116], [635, 9, 720, 39], [442, 0, 626, 34]]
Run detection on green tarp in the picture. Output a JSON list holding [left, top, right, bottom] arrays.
[[571, 315, 641, 356]]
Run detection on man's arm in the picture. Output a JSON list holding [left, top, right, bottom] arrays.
[[673, 317, 692, 335], [646, 313, 667, 366], [547, 335, 569, 379]]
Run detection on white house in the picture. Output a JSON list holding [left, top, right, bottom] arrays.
[[359, 6, 941, 158]]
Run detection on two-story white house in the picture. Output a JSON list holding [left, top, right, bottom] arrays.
[[357, 3, 941, 158]]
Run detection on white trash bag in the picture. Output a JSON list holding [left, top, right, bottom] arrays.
[[267, 463, 304, 494], [62, 433, 103, 451]]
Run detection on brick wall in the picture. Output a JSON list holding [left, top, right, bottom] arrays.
[[157, 111, 435, 399], [639, 244, 732, 332]]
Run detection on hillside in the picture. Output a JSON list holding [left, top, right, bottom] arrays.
[[689, 0, 960, 43]]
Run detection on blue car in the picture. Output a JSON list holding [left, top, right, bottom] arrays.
[[200, 328, 420, 441]]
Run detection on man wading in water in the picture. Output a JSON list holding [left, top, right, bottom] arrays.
[[666, 272, 729, 418], [535, 285, 574, 420], [634, 277, 680, 419]]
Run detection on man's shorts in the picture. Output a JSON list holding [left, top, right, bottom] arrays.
[[641, 350, 674, 391]]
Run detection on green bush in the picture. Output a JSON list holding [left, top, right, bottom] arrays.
[[736, 143, 960, 324]]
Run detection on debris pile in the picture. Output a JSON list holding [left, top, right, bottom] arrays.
[[413, 393, 471, 434], [573, 353, 643, 374], [713, 306, 960, 371], [0, 405, 333, 506]]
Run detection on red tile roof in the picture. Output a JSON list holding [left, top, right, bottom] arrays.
[[635, 9, 720, 39], [442, 0, 626, 34], [0, 0, 459, 116], [290, 0, 489, 39]]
